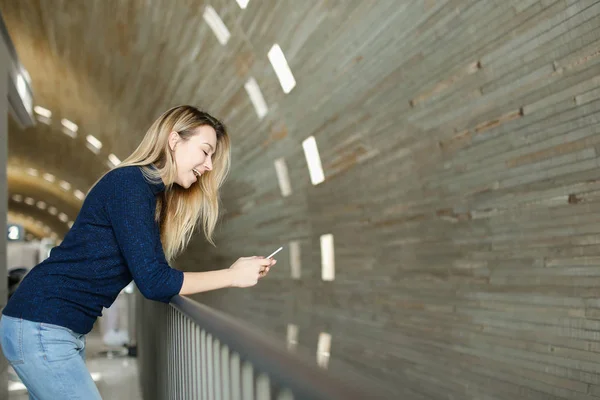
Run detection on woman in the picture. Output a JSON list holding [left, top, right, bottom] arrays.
[[0, 105, 276, 399]]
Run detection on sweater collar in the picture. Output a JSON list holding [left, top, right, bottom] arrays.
[[147, 164, 166, 194]]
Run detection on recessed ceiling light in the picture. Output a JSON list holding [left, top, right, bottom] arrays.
[[274, 158, 291, 197], [43, 173, 55, 183], [302, 136, 325, 185], [286, 324, 298, 351], [317, 332, 332, 368], [26, 168, 38, 177], [59, 180, 71, 191], [108, 154, 121, 167], [86, 135, 103, 153], [74, 190, 85, 201], [34, 106, 51, 118], [244, 77, 268, 119], [268, 44, 296, 94], [24, 197, 35, 206], [61, 118, 78, 138], [203, 6, 231, 46], [236, 0, 250, 9], [320, 234, 335, 281]]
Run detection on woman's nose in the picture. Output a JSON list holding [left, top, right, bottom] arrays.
[[204, 157, 213, 171]]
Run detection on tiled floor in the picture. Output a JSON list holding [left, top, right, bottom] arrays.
[[8, 326, 142, 399]]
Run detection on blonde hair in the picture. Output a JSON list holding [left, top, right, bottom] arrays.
[[92, 105, 231, 262]]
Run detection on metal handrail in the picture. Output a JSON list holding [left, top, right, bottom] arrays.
[[137, 292, 393, 399], [170, 295, 385, 400]]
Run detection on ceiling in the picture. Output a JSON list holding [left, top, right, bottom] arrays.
[[0, 0, 330, 239]]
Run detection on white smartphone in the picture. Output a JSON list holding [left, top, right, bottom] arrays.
[[266, 246, 283, 259]]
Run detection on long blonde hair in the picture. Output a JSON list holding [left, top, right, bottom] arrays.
[[93, 105, 231, 262]]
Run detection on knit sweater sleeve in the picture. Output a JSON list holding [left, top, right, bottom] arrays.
[[104, 171, 184, 302]]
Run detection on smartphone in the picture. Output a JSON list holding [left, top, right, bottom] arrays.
[[266, 246, 283, 259]]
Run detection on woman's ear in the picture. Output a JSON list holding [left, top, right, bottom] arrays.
[[168, 131, 179, 151]]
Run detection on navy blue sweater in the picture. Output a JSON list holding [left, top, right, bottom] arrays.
[[3, 165, 184, 334]]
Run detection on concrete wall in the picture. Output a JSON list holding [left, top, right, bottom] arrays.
[[178, 1, 600, 399]]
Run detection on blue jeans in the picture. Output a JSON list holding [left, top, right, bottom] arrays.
[[0, 314, 102, 399]]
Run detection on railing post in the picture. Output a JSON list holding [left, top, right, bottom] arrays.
[[137, 296, 389, 400]]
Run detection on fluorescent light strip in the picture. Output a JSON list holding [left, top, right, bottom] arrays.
[[286, 324, 298, 351], [203, 6, 231, 46], [317, 332, 332, 368], [236, 0, 250, 9], [244, 77, 268, 119], [320, 234, 335, 281], [74, 190, 85, 201], [108, 154, 121, 167], [268, 44, 296, 94], [34, 106, 52, 118], [59, 180, 71, 191], [289, 240, 301, 279], [86, 135, 103, 151], [274, 158, 292, 197], [61, 118, 78, 138], [302, 136, 325, 185], [43, 173, 55, 183]]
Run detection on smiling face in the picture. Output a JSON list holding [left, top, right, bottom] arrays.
[[168, 125, 217, 189]]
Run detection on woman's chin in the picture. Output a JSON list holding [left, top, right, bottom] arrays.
[[174, 180, 191, 189]]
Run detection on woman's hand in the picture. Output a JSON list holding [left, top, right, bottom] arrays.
[[229, 256, 277, 288]]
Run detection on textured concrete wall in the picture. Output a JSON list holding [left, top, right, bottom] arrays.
[[177, 1, 600, 399]]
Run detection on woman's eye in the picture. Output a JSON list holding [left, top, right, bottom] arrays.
[[203, 151, 209, 156]]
